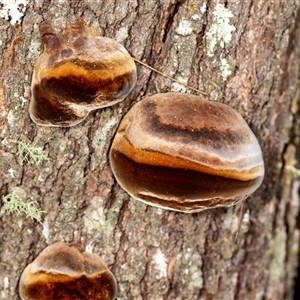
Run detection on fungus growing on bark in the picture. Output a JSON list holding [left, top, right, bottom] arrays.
[[109, 92, 264, 213], [29, 19, 137, 127], [19, 242, 117, 300]]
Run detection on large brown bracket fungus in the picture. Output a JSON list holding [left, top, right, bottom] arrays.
[[109, 92, 265, 213], [19, 242, 117, 300], [29, 19, 137, 127]]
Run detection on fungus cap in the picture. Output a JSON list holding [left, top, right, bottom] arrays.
[[109, 92, 265, 213], [19, 242, 117, 300], [30, 19, 137, 127]]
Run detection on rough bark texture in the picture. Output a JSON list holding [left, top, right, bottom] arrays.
[[0, 0, 300, 299]]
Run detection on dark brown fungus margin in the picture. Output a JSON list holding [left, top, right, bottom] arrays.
[[109, 92, 265, 213]]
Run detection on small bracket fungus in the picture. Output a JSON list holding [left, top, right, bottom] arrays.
[[30, 19, 137, 127], [109, 92, 265, 213], [19, 242, 117, 300]]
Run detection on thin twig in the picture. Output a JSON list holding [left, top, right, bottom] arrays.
[[113, 44, 207, 96], [131, 57, 207, 96]]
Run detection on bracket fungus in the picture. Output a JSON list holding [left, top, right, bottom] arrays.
[[29, 19, 137, 127], [19, 242, 117, 300], [109, 92, 265, 213]]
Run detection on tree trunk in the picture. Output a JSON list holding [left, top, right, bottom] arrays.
[[1, 1, 300, 299]]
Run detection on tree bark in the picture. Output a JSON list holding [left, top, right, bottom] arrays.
[[0, 1, 300, 299]]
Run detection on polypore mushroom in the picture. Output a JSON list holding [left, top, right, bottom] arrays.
[[29, 19, 137, 127], [109, 92, 265, 213], [19, 242, 117, 300]]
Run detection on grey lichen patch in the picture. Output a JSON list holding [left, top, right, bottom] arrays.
[[128, 202, 164, 247], [175, 20, 193, 36], [174, 36, 196, 76], [115, 26, 129, 43], [205, 4, 236, 81], [90, 111, 119, 170], [223, 207, 239, 235], [239, 209, 251, 234], [0, 0, 28, 25], [206, 4, 235, 57], [0, 149, 20, 186], [220, 57, 234, 81], [1, 276, 10, 299], [93, 115, 119, 148], [166, 3, 209, 93], [171, 81, 189, 93], [142, 247, 169, 297], [83, 196, 119, 236], [220, 236, 236, 261], [27, 27, 42, 59], [200, 2, 207, 14], [268, 229, 287, 282], [181, 247, 203, 290], [43, 0, 72, 31], [5, 108, 15, 128], [152, 248, 168, 279], [52, 138, 72, 168], [8, 168, 16, 178], [167, 24, 198, 93], [42, 220, 50, 243]]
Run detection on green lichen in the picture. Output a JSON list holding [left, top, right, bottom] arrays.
[[2, 193, 44, 223], [286, 165, 300, 177], [16, 141, 49, 165]]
